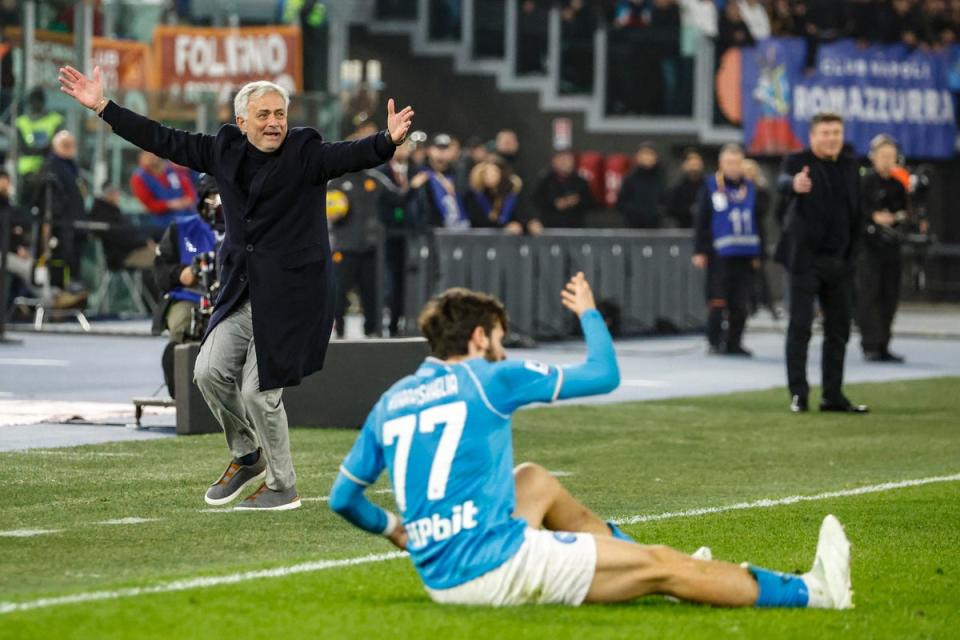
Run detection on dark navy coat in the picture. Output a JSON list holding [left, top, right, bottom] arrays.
[[101, 101, 396, 390]]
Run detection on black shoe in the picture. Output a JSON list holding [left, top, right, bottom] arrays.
[[725, 344, 753, 357], [790, 395, 809, 413], [707, 344, 723, 355], [863, 350, 884, 362], [819, 399, 870, 413], [880, 350, 905, 363]]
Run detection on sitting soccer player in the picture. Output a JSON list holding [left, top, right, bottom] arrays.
[[329, 273, 852, 609]]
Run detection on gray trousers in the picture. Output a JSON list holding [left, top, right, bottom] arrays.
[[194, 300, 295, 490]]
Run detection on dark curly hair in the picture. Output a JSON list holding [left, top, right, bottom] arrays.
[[418, 288, 508, 359]]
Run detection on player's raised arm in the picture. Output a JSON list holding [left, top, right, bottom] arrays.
[[556, 272, 620, 399], [59, 65, 216, 174]]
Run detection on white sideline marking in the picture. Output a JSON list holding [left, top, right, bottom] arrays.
[[96, 518, 158, 526], [0, 529, 63, 538], [9, 451, 141, 458], [0, 358, 70, 367], [0, 400, 135, 426], [611, 472, 960, 525], [3, 473, 958, 615], [302, 489, 394, 503], [0, 552, 407, 615], [548, 470, 576, 477], [619, 379, 670, 388]]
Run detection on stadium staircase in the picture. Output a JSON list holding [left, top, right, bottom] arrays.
[[357, 0, 739, 143]]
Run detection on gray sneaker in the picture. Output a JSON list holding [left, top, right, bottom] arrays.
[[204, 453, 267, 506], [234, 483, 301, 511]]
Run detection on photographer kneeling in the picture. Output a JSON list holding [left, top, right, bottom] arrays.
[[152, 175, 222, 397]]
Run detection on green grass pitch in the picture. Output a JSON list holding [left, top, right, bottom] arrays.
[[1, 377, 958, 639]]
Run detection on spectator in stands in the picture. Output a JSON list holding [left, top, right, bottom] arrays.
[[409, 133, 468, 228], [529, 149, 595, 230], [921, 0, 954, 47], [518, 0, 550, 74], [3, 167, 86, 310], [329, 166, 402, 339], [802, 0, 850, 69], [35, 130, 87, 289], [130, 151, 197, 235], [428, 0, 462, 40], [742, 157, 778, 318], [560, 0, 596, 93], [89, 184, 159, 283], [679, 0, 718, 42], [15, 87, 65, 206], [456, 135, 490, 192], [0, 169, 33, 302], [494, 128, 521, 168], [717, 0, 755, 55], [950, 0, 960, 42], [768, 0, 805, 37], [2, 169, 33, 303], [665, 148, 705, 228], [888, 0, 926, 47], [617, 143, 665, 229], [377, 140, 416, 337], [613, 0, 647, 28], [465, 158, 524, 234], [739, 0, 771, 40], [89, 184, 159, 299], [408, 130, 429, 171], [651, 0, 684, 114]]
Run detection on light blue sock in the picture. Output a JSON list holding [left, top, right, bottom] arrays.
[[749, 565, 810, 608], [607, 521, 635, 543]]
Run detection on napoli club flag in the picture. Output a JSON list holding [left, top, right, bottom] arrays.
[[742, 38, 957, 159]]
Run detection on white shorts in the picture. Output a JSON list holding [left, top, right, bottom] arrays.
[[425, 528, 597, 607]]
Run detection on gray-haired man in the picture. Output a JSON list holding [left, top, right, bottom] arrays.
[[59, 67, 415, 509]]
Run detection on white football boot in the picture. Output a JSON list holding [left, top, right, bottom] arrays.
[[802, 514, 854, 609]]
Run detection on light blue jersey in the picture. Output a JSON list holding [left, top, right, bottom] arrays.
[[340, 356, 563, 589], [331, 308, 619, 590]]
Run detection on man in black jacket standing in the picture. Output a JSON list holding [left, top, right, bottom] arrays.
[[857, 135, 908, 363], [59, 65, 414, 510], [776, 112, 867, 414]]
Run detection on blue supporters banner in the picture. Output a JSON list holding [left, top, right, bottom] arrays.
[[742, 38, 957, 159]]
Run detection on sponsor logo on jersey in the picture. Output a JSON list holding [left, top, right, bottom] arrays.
[[405, 500, 479, 550]]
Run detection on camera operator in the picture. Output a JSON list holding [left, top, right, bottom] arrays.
[[152, 175, 221, 397], [857, 135, 911, 363]]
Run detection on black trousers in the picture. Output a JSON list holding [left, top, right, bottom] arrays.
[[384, 237, 406, 335], [334, 249, 378, 337], [706, 256, 755, 349], [785, 259, 854, 403], [856, 246, 901, 353]]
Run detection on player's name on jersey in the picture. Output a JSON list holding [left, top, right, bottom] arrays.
[[406, 500, 480, 550], [387, 374, 459, 411]]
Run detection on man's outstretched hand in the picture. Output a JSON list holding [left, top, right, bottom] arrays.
[[59, 65, 104, 110], [561, 271, 597, 317], [386, 98, 415, 145]]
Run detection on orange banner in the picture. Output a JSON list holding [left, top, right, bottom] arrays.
[[3, 28, 150, 92], [151, 25, 303, 103]]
